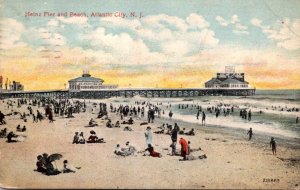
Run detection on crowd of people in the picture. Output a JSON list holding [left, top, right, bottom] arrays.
[[0, 96, 298, 178]]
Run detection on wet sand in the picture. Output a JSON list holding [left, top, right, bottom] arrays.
[[0, 98, 299, 189]]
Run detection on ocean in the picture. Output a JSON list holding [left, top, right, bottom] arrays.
[[107, 89, 300, 141]]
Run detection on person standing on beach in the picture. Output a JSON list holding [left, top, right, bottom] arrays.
[[247, 128, 253, 140], [171, 127, 178, 155], [248, 110, 252, 121], [32, 114, 37, 123], [0, 111, 5, 125], [174, 123, 180, 132], [270, 137, 277, 155], [169, 111, 173, 119], [145, 127, 153, 147], [202, 111, 206, 126], [196, 110, 200, 120], [296, 117, 299, 124], [48, 110, 54, 123]]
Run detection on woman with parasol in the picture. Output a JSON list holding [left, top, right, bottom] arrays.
[[42, 153, 62, 176]]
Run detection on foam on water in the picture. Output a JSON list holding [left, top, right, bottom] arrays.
[[164, 112, 300, 139]]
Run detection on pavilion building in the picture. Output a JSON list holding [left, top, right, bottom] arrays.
[[68, 71, 117, 92], [205, 67, 250, 89]]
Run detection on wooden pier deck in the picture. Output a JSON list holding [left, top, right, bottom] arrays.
[[0, 88, 256, 99]]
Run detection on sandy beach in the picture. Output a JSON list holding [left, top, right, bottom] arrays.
[[0, 97, 300, 189]]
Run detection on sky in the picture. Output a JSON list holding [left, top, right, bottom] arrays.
[[0, 0, 299, 90]]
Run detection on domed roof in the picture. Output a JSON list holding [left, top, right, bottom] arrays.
[[68, 72, 104, 82]]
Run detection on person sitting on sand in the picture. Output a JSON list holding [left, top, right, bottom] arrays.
[[154, 128, 164, 134], [158, 123, 165, 130], [140, 122, 148, 126], [36, 155, 47, 173], [122, 141, 137, 156], [114, 144, 126, 156], [188, 141, 202, 155], [179, 154, 207, 161], [87, 118, 98, 127], [185, 128, 195, 136], [63, 160, 80, 173], [106, 120, 113, 128], [78, 132, 85, 144], [166, 125, 173, 135], [89, 118, 95, 125], [87, 130, 105, 143], [115, 121, 120, 128], [16, 124, 21, 132], [6, 131, 18, 143], [128, 117, 134, 125], [0, 128, 7, 138], [179, 128, 185, 134], [144, 144, 162, 158], [123, 126, 133, 131], [72, 132, 79, 144], [122, 117, 134, 125], [21, 126, 26, 132]]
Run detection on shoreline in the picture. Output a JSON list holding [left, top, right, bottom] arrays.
[[158, 116, 300, 150]]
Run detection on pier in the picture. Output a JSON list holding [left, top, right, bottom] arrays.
[[0, 88, 256, 99]]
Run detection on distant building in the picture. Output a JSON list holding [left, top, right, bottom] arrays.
[[205, 67, 250, 89], [9, 81, 24, 91], [68, 71, 118, 92], [0, 76, 2, 89]]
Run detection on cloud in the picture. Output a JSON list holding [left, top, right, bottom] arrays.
[[185, 45, 300, 88], [142, 14, 218, 50], [250, 18, 262, 27], [231, 14, 240, 24], [251, 18, 300, 50], [216, 15, 249, 35], [3, 14, 299, 90], [186, 13, 210, 29], [216, 16, 228, 26], [0, 18, 26, 49], [83, 13, 219, 59], [81, 27, 166, 65]]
